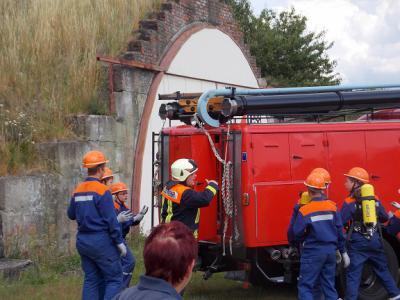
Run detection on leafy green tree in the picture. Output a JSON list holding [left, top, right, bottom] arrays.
[[226, 0, 341, 87]]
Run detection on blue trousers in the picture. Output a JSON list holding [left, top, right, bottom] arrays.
[[76, 232, 123, 300], [298, 252, 337, 300], [346, 236, 400, 300], [121, 243, 136, 289]]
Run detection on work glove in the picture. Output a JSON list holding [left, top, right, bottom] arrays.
[[388, 211, 394, 219], [139, 205, 149, 216], [335, 250, 342, 264], [342, 252, 350, 268], [133, 205, 148, 223], [117, 243, 127, 257], [117, 211, 133, 223], [288, 246, 298, 257], [391, 201, 400, 209]]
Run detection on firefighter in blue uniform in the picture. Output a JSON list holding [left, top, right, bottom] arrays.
[[288, 168, 332, 300], [288, 168, 332, 249], [67, 150, 126, 300], [111, 182, 148, 289], [340, 167, 400, 300], [386, 201, 400, 237], [160, 158, 218, 238], [294, 172, 349, 300]]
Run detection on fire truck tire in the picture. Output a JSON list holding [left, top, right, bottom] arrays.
[[336, 239, 399, 300]]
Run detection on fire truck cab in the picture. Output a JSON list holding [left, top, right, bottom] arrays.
[[151, 85, 400, 300]]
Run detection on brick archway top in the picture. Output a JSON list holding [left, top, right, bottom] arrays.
[[122, 0, 260, 78]]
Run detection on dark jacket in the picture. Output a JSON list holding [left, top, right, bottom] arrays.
[[160, 180, 218, 238], [113, 275, 183, 300]]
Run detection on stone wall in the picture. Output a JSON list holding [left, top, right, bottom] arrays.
[[0, 115, 133, 255]]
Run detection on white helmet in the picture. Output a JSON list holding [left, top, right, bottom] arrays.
[[171, 158, 198, 182]]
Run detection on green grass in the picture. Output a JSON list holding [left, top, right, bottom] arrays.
[[0, 234, 297, 299], [0, 0, 161, 175]]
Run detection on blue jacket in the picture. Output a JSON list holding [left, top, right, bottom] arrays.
[[67, 177, 123, 245], [114, 200, 140, 239], [294, 197, 345, 254], [113, 275, 183, 300], [287, 203, 301, 246], [341, 196, 388, 243], [386, 210, 400, 236]]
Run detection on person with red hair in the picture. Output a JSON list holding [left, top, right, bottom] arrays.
[[114, 221, 197, 300]]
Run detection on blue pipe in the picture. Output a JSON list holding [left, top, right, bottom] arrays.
[[197, 84, 400, 127]]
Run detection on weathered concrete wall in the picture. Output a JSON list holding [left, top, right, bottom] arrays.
[[0, 114, 136, 255]]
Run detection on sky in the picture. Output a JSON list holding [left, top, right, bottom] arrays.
[[248, 0, 400, 85]]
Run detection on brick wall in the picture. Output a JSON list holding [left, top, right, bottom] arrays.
[[122, 0, 260, 78]]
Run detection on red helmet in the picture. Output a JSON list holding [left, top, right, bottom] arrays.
[[111, 182, 128, 195], [311, 167, 331, 184], [304, 172, 327, 190], [101, 167, 113, 180], [82, 150, 108, 168], [344, 167, 369, 183]]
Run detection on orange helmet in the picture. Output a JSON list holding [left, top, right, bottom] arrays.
[[101, 167, 113, 180], [344, 167, 369, 183], [311, 167, 331, 184], [111, 182, 128, 195], [304, 172, 327, 190], [82, 150, 108, 168]]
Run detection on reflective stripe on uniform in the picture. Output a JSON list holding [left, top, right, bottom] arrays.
[[193, 229, 198, 239], [195, 208, 200, 224], [123, 272, 133, 275], [165, 198, 174, 223], [161, 184, 190, 204], [206, 185, 217, 195], [311, 214, 333, 222], [75, 195, 93, 202]]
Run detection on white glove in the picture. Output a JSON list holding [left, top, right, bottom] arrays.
[[132, 205, 148, 223], [288, 246, 298, 257], [335, 250, 342, 264], [117, 211, 133, 223], [342, 252, 350, 268], [133, 213, 144, 223], [139, 205, 149, 216], [388, 211, 394, 219], [391, 201, 400, 209], [117, 243, 127, 257]]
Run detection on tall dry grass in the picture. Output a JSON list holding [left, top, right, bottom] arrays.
[[0, 0, 160, 174]]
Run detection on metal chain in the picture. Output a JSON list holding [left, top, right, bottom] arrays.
[[193, 114, 237, 256]]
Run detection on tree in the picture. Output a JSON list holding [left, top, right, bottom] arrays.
[[226, 0, 341, 87]]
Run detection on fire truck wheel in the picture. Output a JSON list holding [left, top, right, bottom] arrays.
[[336, 239, 399, 300]]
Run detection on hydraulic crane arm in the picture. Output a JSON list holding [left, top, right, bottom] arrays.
[[159, 84, 400, 127]]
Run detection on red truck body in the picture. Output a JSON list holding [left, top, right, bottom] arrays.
[[157, 117, 400, 299], [163, 121, 400, 247]]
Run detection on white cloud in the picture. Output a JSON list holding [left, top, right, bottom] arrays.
[[249, 0, 400, 84]]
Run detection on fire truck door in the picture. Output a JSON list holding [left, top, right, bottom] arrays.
[[250, 133, 292, 244], [365, 130, 400, 203], [326, 131, 366, 207], [289, 133, 327, 181]]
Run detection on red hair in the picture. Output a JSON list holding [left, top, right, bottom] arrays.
[[144, 221, 197, 285]]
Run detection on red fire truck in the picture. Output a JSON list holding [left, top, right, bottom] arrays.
[[151, 84, 400, 300]]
